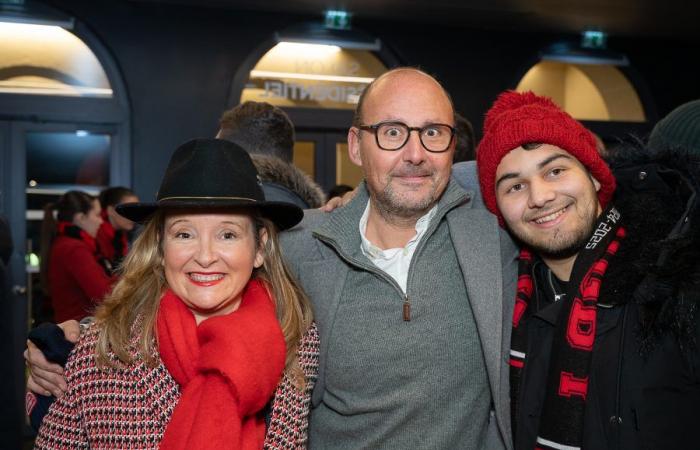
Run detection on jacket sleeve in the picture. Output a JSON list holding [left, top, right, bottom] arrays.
[[33, 359, 89, 449], [66, 244, 113, 304], [264, 323, 319, 449], [279, 210, 325, 279]]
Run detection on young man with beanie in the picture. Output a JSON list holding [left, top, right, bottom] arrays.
[[476, 91, 700, 450]]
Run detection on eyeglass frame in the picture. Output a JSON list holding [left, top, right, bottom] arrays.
[[356, 121, 456, 153]]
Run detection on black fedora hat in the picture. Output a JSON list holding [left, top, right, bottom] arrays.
[[117, 138, 303, 230]]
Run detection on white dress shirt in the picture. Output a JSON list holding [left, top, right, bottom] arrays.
[[359, 200, 438, 293]]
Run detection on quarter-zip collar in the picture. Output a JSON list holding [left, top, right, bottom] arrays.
[[313, 179, 470, 269]]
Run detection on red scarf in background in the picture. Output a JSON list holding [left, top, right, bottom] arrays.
[[157, 279, 286, 450], [98, 210, 129, 260], [56, 221, 98, 254]]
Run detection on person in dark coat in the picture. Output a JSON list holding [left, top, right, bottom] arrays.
[[648, 98, 700, 157], [477, 90, 700, 450], [216, 101, 326, 209]]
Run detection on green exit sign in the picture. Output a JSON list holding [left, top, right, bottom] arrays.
[[325, 10, 351, 30], [582, 30, 607, 49]]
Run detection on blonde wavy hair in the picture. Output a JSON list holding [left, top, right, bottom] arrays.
[[94, 209, 313, 387]]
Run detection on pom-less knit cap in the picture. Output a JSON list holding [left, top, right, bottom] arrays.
[[649, 99, 700, 156], [476, 90, 616, 225], [117, 138, 303, 230]]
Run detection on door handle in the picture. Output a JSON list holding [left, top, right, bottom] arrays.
[[12, 285, 27, 295]]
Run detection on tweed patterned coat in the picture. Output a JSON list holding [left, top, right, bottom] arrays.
[[34, 322, 319, 449]]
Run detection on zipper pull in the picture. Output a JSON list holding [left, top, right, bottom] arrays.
[[403, 297, 411, 321]]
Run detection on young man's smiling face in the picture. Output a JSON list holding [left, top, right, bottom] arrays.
[[494, 143, 602, 258]]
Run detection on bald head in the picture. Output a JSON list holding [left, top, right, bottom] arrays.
[[352, 68, 454, 127], [347, 67, 456, 222]]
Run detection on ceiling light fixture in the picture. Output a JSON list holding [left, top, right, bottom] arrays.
[[276, 21, 381, 51], [0, 0, 74, 29], [540, 30, 629, 67]]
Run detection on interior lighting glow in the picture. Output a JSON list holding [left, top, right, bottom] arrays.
[[0, 21, 113, 97], [27, 252, 40, 268], [250, 70, 374, 84], [0, 21, 64, 38], [276, 42, 341, 56]]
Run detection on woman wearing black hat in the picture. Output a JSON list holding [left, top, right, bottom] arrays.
[[34, 139, 318, 450]]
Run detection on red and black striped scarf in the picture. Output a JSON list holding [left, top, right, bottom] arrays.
[[510, 205, 625, 450]]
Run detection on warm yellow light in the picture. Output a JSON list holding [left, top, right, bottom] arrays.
[[275, 42, 342, 56], [0, 21, 65, 39], [0, 21, 113, 98], [250, 70, 374, 84]]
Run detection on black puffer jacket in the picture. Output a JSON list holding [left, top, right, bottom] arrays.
[[515, 149, 700, 450]]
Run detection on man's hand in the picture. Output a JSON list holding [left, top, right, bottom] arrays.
[[319, 188, 357, 212], [24, 320, 80, 397]]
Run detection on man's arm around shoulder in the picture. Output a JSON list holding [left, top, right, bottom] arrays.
[[279, 209, 329, 277]]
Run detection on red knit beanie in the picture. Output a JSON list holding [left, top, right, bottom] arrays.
[[476, 90, 615, 225]]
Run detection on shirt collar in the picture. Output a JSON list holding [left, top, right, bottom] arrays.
[[359, 200, 438, 259]]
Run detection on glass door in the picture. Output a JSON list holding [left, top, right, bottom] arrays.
[[5, 121, 116, 328], [294, 131, 351, 192]]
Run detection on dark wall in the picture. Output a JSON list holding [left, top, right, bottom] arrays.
[[49, 0, 700, 200]]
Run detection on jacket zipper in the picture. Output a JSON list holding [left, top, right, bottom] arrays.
[[314, 195, 464, 323]]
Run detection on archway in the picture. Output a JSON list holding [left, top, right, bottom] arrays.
[[227, 23, 400, 191], [512, 42, 657, 150], [516, 61, 646, 122]]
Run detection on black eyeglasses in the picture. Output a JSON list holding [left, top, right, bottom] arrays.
[[357, 121, 455, 153]]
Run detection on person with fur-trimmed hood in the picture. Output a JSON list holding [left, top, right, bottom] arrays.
[[216, 101, 326, 209], [476, 91, 700, 450]]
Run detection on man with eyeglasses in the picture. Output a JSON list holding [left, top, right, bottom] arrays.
[[282, 67, 517, 449]]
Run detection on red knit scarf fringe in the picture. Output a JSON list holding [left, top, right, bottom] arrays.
[[157, 279, 286, 450]]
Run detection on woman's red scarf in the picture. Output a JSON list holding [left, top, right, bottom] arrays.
[[156, 279, 286, 450]]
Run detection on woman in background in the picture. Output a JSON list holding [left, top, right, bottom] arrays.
[[97, 186, 139, 272], [40, 191, 112, 322]]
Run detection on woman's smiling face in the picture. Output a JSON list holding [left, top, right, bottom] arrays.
[[162, 211, 264, 323]]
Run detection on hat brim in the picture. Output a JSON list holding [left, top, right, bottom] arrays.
[[116, 198, 304, 231]]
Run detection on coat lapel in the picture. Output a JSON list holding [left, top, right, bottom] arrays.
[[298, 256, 349, 406], [447, 204, 517, 446], [299, 189, 369, 406]]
